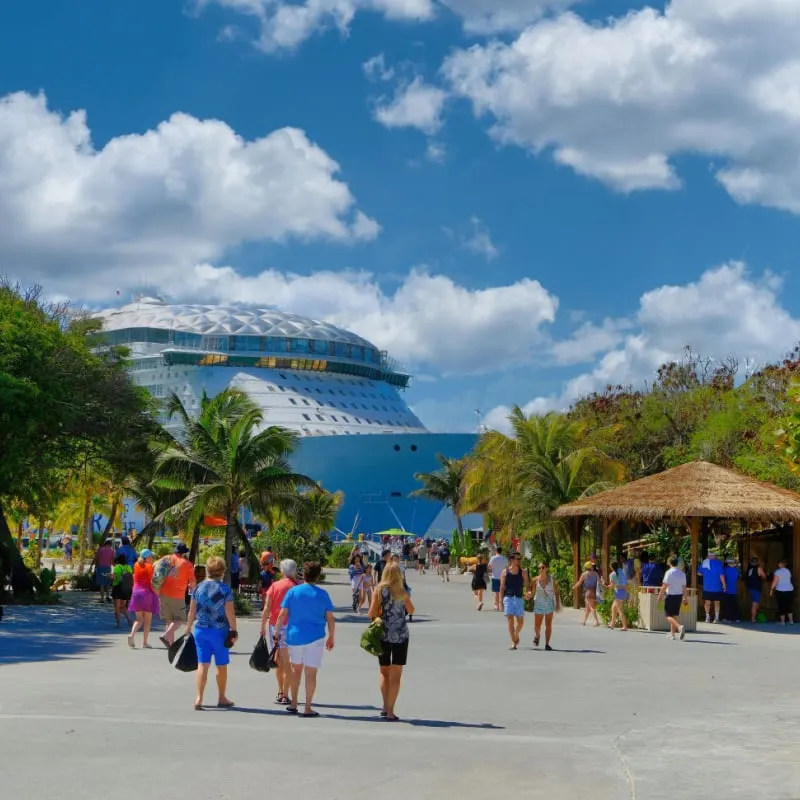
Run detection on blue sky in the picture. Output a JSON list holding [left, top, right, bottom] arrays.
[[3, 0, 800, 431]]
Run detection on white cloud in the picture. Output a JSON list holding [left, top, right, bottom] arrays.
[[363, 53, 395, 82], [462, 216, 499, 261], [0, 92, 377, 298], [196, 0, 435, 52], [373, 76, 447, 135], [438, 0, 579, 34], [485, 262, 800, 427], [157, 264, 558, 376], [197, 0, 577, 51], [443, 0, 800, 211], [425, 141, 447, 163]]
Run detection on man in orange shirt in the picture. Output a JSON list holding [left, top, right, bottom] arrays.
[[259, 558, 300, 705], [159, 543, 197, 647]]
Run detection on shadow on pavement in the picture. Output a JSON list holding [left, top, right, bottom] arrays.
[[0, 596, 117, 664]]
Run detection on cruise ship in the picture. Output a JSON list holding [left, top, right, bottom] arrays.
[[98, 299, 477, 536]]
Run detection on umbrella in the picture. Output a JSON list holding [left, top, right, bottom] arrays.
[[373, 529, 417, 537]]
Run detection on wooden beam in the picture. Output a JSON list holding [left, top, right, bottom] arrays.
[[571, 516, 581, 608], [690, 517, 700, 591], [601, 520, 611, 581], [793, 522, 800, 619]]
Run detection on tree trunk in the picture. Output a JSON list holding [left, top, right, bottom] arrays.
[[235, 519, 259, 576], [103, 494, 120, 538], [455, 510, 465, 539], [36, 517, 45, 570], [17, 520, 23, 553], [188, 522, 201, 564], [0, 498, 25, 597], [224, 516, 236, 584], [77, 490, 92, 576]]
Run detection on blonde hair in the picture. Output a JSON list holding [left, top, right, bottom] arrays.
[[205, 556, 226, 581], [378, 562, 406, 601]]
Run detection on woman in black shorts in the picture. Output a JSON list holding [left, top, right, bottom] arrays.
[[368, 562, 414, 721], [472, 554, 488, 611]]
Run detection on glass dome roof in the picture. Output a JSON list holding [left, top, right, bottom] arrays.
[[97, 299, 377, 349]]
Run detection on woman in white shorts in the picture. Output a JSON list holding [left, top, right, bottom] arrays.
[[273, 563, 336, 718]]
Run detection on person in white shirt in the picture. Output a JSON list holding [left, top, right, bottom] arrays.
[[657, 556, 688, 640], [770, 560, 794, 625], [488, 548, 509, 611]]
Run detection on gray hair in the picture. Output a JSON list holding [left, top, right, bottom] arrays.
[[280, 559, 297, 577]]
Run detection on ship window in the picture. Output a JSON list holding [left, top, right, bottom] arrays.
[[289, 398, 297, 405], [393, 445, 400, 452], [355, 418, 361, 423], [302, 414, 311, 421], [316, 388, 322, 394], [313, 340, 328, 355], [316, 414, 325, 421], [390, 492, 402, 498], [342, 416, 349, 423], [331, 416, 338, 422], [411, 445, 418, 451], [302, 399, 310, 406], [279, 386, 286, 392], [329, 389, 335, 394], [267, 386, 275, 392]]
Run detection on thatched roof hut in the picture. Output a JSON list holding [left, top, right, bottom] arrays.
[[554, 461, 800, 524], [553, 461, 800, 602]]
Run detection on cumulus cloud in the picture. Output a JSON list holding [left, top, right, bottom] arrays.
[[157, 264, 558, 375], [443, 0, 800, 211], [362, 52, 395, 82], [197, 0, 578, 51], [462, 216, 499, 261], [0, 92, 377, 298], [484, 262, 800, 430], [373, 76, 447, 135]]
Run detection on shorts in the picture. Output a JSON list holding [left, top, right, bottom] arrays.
[[288, 637, 325, 669], [749, 589, 761, 603], [664, 594, 682, 617], [111, 583, 131, 602], [418, 559, 426, 567], [378, 638, 409, 667], [193, 627, 230, 667], [584, 588, 597, 603], [160, 594, 188, 622], [439, 562, 451, 571], [96, 566, 112, 588], [703, 591, 723, 603], [503, 596, 525, 618], [614, 590, 628, 602], [269, 624, 287, 649], [533, 597, 556, 616], [491, 578, 501, 593], [775, 590, 794, 616], [230, 573, 240, 591]]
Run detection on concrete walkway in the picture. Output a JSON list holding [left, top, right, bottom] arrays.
[[1, 571, 799, 799]]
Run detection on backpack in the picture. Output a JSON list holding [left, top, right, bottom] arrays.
[[119, 569, 134, 595], [152, 555, 176, 592]]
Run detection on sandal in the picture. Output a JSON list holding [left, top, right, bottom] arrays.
[[286, 706, 299, 714], [217, 700, 235, 708], [533, 636, 540, 647], [301, 710, 320, 718], [380, 710, 387, 717], [194, 704, 204, 711]]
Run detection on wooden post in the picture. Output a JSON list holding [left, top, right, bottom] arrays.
[[690, 517, 700, 591], [793, 522, 800, 618], [572, 516, 581, 608], [601, 520, 610, 581]]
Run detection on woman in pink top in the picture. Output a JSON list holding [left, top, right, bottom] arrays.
[[259, 559, 299, 705]]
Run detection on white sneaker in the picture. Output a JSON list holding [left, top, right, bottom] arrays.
[[667, 633, 675, 640], [678, 625, 685, 640]]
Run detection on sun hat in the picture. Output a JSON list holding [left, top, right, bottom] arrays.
[[174, 542, 189, 555]]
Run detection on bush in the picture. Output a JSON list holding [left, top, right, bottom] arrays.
[[233, 594, 253, 616], [329, 544, 352, 569], [597, 591, 639, 628], [70, 573, 96, 592], [154, 543, 173, 559], [199, 541, 226, 564]]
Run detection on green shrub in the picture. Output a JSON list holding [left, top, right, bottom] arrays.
[[154, 543, 173, 559], [199, 541, 226, 564], [70, 573, 95, 592], [597, 591, 639, 628], [233, 594, 253, 616], [329, 544, 352, 569]]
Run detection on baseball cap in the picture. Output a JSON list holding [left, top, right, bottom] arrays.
[[140, 548, 154, 559]]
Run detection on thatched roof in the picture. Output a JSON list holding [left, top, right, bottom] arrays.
[[553, 461, 800, 523]]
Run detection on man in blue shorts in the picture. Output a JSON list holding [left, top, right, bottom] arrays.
[[488, 547, 509, 611]]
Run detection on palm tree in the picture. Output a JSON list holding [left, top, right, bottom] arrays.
[[153, 389, 316, 580], [462, 408, 622, 556], [292, 489, 344, 538], [411, 455, 467, 538]]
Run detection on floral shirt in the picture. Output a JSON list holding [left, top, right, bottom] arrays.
[[193, 579, 233, 630], [380, 588, 409, 644]]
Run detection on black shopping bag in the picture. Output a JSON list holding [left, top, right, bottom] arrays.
[[167, 635, 185, 664], [249, 636, 271, 673], [268, 642, 279, 669], [174, 633, 198, 673]]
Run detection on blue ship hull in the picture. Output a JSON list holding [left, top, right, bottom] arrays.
[[290, 433, 477, 537]]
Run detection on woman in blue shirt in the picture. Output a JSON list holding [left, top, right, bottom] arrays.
[[185, 556, 238, 711], [274, 563, 335, 717]]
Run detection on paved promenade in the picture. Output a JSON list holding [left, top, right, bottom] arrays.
[[1, 570, 800, 800]]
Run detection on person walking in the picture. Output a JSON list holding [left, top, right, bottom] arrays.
[[488, 547, 509, 611], [185, 556, 237, 710], [274, 563, 336, 717], [110, 554, 133, 628], [438, 540, 451, 583], [699, 551, 726, 623], [358, 564, 375, 614], [572, 561, 600, 627], [722, 558, 740, 622], [471, 553, 488, 611], [259, 558, 300, 705], [127, 549, 159, 649], [770, 559, 795, 625], [374, 549, 391, 584], [531, 563, 560, 651], [368, 562, 414, 721], [745, 556, 767, 623], [607, 561, 629, 631], [658, 556, 687, 640], [416, 541, 428, 575], [95, 539, 115, 603], [348, 553, 365, 612], [117, 536, 137, 567], [500, 552, 530, 650], [158, 543, 196, 647]]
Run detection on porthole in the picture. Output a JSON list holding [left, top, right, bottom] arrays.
[[393, 445, 400, 451], [410, 445, 418, 452]]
